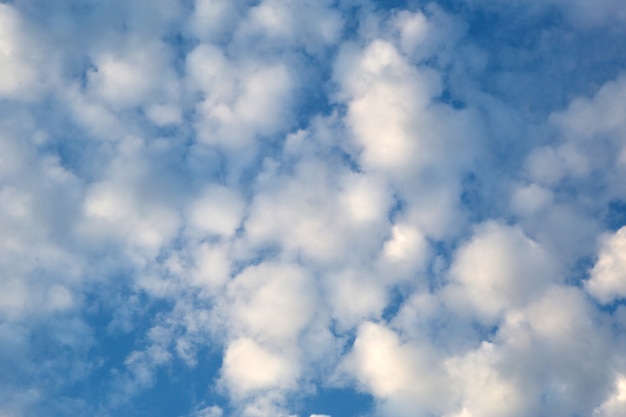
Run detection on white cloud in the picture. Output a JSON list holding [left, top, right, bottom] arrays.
[[339, 173, 391, 225], [510, 183, 553, 216], [345, 322, 421, 396], [189, 0, 244, 42], [392, 10, 431, 56], [586, 226, 626, 304], [83, 178, 180, 253], [444, 221, 560, 323], [380, 223, 429, 275], [191, 405, 224, 417], [187, 44, 295, 157], [524, 144, 591, 185], [341, 321, 448, 416], [442, 284, 614, 417], [445, 341, 528, 417], [80, 136, 182, 256], [235, 0, 342, 55], [323, 270, 387, 330], [84, 34, 180, 111], [221, 337, 298, 397], [244, 158, 388, 263], [188, 242, 232, 292], [523, 290, 610, 413], [223, 262, 317, 345], [592, 375, 626, 417], [188, 184, 246, 238], [1, 1, 625, 416], [0, 4, 39, 99], [145, 103, 182, 126], [335, 39, 442, 173]]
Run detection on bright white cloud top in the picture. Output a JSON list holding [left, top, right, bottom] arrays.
[[1, 1, 626, 416]]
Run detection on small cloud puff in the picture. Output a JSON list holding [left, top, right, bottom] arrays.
[[586, 226, 626, 304]]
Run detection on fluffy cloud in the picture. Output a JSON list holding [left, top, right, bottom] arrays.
[[221, 337, 298, 397], [444, 221, 560, 323], [188, 184, 246, 238], [586, 227, 626, 304], [1, 1, 625, 417], [342, 321, 447, 416], [445, 342, 528, 417], [0, 4, 38, 98], [223, 262, 317, 345], [335, 38, 443, 173], [593, 375, 626, 417]]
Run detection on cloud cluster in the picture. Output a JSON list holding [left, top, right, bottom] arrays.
[[1, 0, 626, 417]]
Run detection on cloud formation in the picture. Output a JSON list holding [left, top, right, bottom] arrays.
[[1, 0, 626, 417]]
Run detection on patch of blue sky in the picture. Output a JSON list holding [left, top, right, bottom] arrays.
[[467, 11, 625, 113], [229, 243, 283, 277], [127, 351, 225, 417], [381, 280, 416, 322], [299, 387, 374, 417], [459, 171, 492, 222], [435, 87, 467, 110], [371, 0, 410, 11], [605, 200, 626, 232], [63, 289, 225, 415]]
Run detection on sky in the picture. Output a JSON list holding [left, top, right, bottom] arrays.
[[1, 0, 626, 416]]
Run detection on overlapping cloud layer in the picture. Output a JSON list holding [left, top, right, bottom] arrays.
[[1, 0, 626, 416]]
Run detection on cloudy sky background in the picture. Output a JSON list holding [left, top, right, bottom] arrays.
[[1, 0, 626, 416]]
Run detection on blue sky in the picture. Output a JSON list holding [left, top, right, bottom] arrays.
[[1, 0, 626, 416]]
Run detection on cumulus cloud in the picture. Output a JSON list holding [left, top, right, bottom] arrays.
[[341, 321, 447, 416], [0, 4, 39, 98], [586, 226, 626, 304], [188, 184, 246, 238], [221, 337, 298, 397], [593, 375, 626, 417], [444, 221, 560, 323], [223, 262, 317, 345], [1, 0, 625, 417]]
